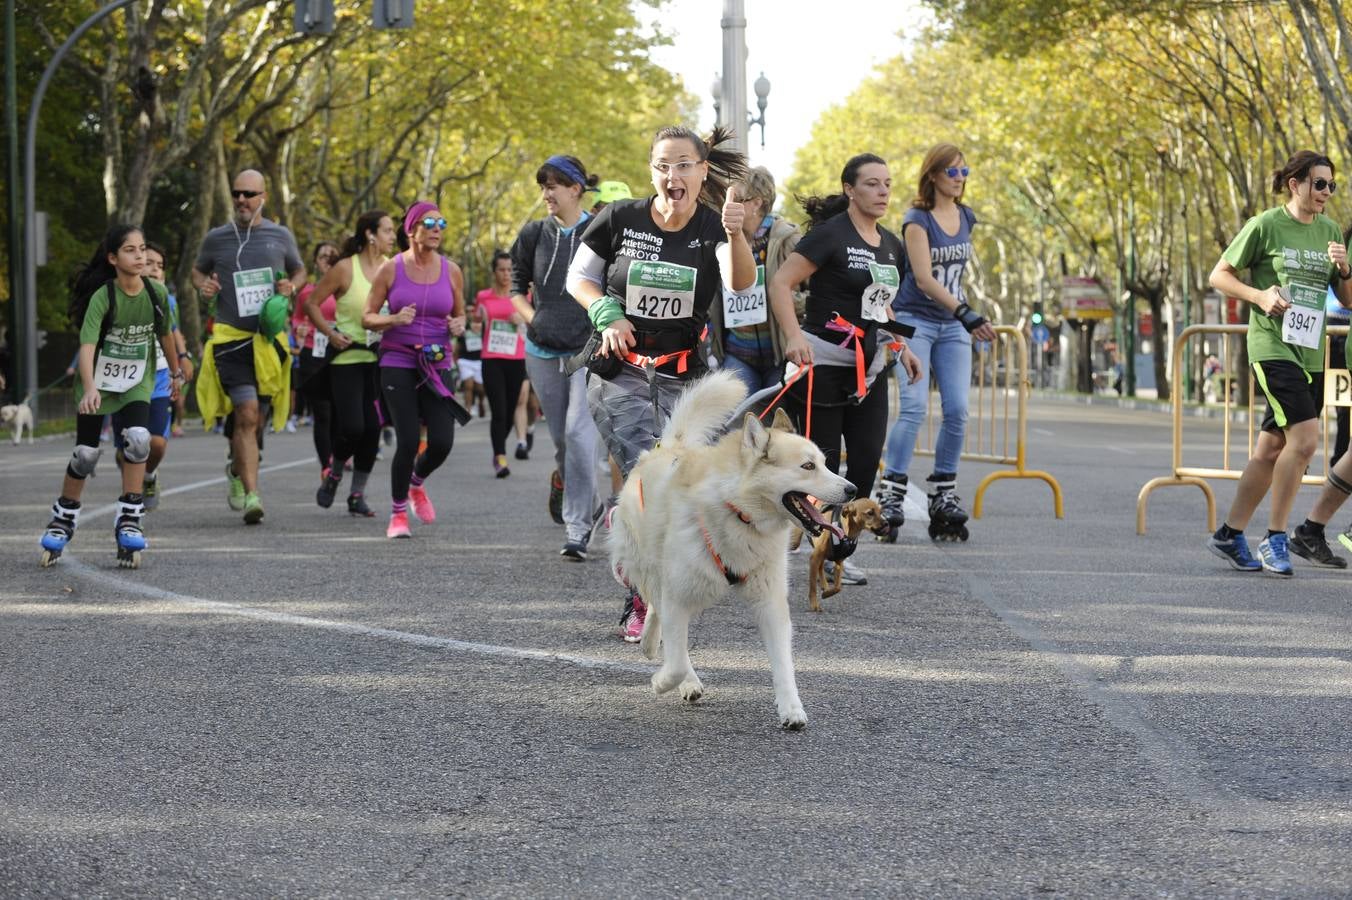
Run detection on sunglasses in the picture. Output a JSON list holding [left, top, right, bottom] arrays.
[[1311, 177, 1338, 193], [420, 216, 448, 230], [231, 189, 262, 199], [945, 166, 970, 179]]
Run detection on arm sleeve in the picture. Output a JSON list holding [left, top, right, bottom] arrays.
[[565, 244, 607, 299], [509, 222, 539, 298], [78, 287, 110, 345]]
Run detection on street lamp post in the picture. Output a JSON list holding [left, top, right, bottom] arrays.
[[710, 75, 723, 128], [710, 71, 771, 148], [719, 0, 747, 151]]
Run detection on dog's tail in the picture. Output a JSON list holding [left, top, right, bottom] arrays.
[[660, 370, 748, 448]]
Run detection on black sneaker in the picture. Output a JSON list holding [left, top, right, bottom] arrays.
[[548, 470, 565, 525], [1289, 527, 1347, 568], [316, 468, 341, 509], [561, 539, 588, 561], [347, 492, 375, 518], [515, 441, 530, 461]]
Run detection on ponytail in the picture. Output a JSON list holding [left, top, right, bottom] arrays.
[[797, 153, 888, 229]]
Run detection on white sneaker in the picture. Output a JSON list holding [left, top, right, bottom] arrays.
[[824, 559, 867, 585], [284, 417, 298, 433]]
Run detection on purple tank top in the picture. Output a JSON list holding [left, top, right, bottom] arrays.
[[381, 254, 455, 369]]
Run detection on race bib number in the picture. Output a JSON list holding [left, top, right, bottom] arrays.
[[95, 337, 149, 393], [861, 262, 899, 323], [626, 261, 697, 320], [311, 330, 329, 357], [487, 319, 520, 355], [722, 265, 767, 328], [233, 267, 274, 318], [464, 330, 483, 353], [1282, 283, 1326, 350]]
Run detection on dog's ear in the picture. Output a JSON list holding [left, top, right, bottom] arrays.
[[742, 412, 771, 456], [769, 407, 795, 434]]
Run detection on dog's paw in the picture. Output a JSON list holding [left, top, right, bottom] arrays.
[[651, 668, 682, 696], [778, 705, 808, 731], [678, 674, 704, 703]]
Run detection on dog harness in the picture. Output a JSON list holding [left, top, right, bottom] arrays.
[[698, 502, 754, 586]]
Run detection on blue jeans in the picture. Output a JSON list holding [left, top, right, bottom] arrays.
[[719, 353, 782, 396], [884, 314, 971, 477]]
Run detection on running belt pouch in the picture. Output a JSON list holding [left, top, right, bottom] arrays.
[[563, 330, 601, 376]]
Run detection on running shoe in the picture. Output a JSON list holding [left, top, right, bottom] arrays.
[[526, 430, 535, 452], [284, 416, 298, 433], [824, 559, 867, 585], [143, 474, 159, 511], [316, 467, 341, 509], [561, 539, 588, 561], [347, 492, 375, 518], [242, 491, 264, 525], [548, 469, 565, 525], [1290, 527, 1347, 568], [386, 511, 411, 539], [1257, 533, 1293, 576], [409, 485, 436, 523], [1208, 531, 1262, 571], [621, 591, 646, 643], [494, 454, 511, 478], [171, 424, 185, 438], [382, 427, 394, 447], [225, 462, 246, 511], [515, 441, 529, 461]]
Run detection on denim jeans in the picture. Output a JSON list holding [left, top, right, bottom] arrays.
[[719, 353, 782, 396], [884, 314, 971, 477]]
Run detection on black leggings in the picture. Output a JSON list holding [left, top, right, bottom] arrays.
[[297, 352, 335, 468], [329, 362, 381, 474], [481, 357, 526, 456], [782, 365, 888, 499], [380, 365, 456, 503]]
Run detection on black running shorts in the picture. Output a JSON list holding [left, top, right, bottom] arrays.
[[1253, 359, 1323, 433]]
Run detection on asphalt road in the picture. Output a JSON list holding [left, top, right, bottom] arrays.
[[3, 396, 1351, 897]]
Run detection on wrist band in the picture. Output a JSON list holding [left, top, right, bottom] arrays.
[[587, 297, 626, 332]]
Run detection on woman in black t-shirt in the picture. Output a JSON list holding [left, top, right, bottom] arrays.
[[566, 124, 755, 642], [768, 153, 921, 582]]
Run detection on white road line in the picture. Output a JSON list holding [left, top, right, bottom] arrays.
[[1032, 427, 1055, 436], [63, 455, 653, 677], [61, 557, 653, 676]]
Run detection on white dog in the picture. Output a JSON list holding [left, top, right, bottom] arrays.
[[0, 394, 34, 445], [608, 371, 856, 730]]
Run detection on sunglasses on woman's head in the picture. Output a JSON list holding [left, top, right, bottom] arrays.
[[945, 166, 970, 179], [1311, 177, 1337, 193], [421, 217, 448, 230]]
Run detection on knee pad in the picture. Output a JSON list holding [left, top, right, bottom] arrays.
[[121, 426, 152, 463], [67, 445, 102, 479], [1330, 469, 1352, 496]]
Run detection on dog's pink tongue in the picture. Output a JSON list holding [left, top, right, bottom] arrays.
[[826, 522, 845, 540], [802, 501, 845, 540]]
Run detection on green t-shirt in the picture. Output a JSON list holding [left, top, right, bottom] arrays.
[[1222, 206, 1341, 372], [76, 281, 170, 414]]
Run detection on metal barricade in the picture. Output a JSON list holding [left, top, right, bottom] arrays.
[[1135, 323, 1346, 534], [904, 324, 1064, 519]]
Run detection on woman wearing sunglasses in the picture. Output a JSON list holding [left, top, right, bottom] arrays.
[[567, 124, 755, 641], [1207, 150, 1352, 574], [876, 143, 996, 543], [307, 210, 398, 518], [363, 202, 467, 538]]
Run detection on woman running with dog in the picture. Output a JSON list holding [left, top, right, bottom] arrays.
[[567, 123, 755, 641], [363, 201, 467, 539], [39, 225, 183, 569], [308, 210, 396, 518], [768, 152, 922, 585]]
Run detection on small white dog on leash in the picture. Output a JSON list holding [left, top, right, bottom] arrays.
[[608, 371, 856, 730], [0, 394, 34, 445]]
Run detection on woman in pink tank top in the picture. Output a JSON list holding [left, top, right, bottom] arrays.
[[362, 200, 468, 539]]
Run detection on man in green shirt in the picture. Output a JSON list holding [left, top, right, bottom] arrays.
[[1207, 150, 1352, 575]]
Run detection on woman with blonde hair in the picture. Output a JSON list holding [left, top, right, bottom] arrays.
[[877, 143, 995, 542]]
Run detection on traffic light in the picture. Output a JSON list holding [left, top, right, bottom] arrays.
[[1031, 302, 1044, 326], [373, 0, 414, 28], [294, 0, 335, 34]]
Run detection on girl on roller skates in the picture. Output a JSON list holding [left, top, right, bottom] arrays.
[[878, 144, 996, 542], [39, 225, 182, 569]]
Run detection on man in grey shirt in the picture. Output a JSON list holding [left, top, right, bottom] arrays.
[[192, 168, 305, 525]]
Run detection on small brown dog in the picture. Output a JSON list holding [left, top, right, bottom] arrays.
[[797, 497, 888, 612]]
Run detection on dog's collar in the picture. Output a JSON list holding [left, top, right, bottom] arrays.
[[699, 515, 746, 586], [725, 501, 752, 525]]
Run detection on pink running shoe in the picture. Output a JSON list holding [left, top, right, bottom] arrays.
[[409, 485, 436, 523], [386, 511, 412, 539], [621, 593, 646, 643]]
